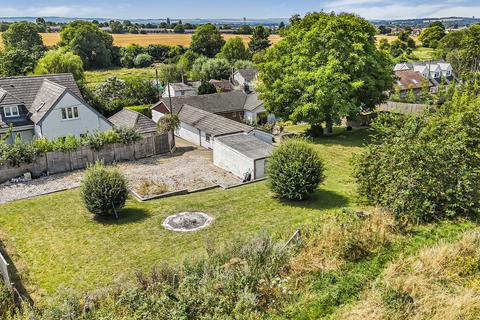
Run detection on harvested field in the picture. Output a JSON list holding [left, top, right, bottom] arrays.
[[0, 33, 282, 48]]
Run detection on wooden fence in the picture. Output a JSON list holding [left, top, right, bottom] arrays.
[[377, 101, 428, 114], [0, 133, 173, 184]]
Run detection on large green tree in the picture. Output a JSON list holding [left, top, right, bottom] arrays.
[[0, 22, 45, 75], [190, 24, 225, 58], [418, 21, 446, 48], [257, 13, 393, 133], [217, 36, 250, 62], [59, 21, 115, 69], [34, 48, 84, 81], [2, 22, 44, 54], [248, 26, 271, 53], [438, 24, 480, 75]]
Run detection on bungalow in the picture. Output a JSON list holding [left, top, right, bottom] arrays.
[[161, 104, 272, 149], [108, 108, 158, 136], [0, 74, 112, 144], [151, 90, 276, 125]]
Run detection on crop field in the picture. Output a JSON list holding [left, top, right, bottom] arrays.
[[0, 32, 282, 48]]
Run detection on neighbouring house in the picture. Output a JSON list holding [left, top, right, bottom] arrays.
[[0, 73, 112, 144], [158, 103, 272, 149], [152, 90, 276, 125], [162, 80, 201, 98], [231, 68, 258, 89], [108, 108, 158, 136], [393, 60, 457, 92], [209, 79, 234, 92], [394, 70, 433, 96], [213, 133, 274, 180]]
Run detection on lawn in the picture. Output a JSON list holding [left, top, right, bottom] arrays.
[[0, 33, 282, 49], [0, 129, 368, 300]]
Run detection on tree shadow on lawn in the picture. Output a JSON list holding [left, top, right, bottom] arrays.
[[0, 245, 33, 304], [93, 208, 150, 225], [281, 188, 349, 211], [310, 129, 371, 148]]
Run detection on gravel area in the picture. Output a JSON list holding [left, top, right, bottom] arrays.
[[0, 140, 241, 204]]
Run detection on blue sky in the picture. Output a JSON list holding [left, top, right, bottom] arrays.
[[0, 0, 480, 20]]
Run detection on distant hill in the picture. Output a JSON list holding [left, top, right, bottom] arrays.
[[371, 16, 480, 28], [0, 16, 288, 27]]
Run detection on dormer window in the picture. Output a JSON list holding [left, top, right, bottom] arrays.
[[4, 105, 19, 117], [61, 107, 79, 120]]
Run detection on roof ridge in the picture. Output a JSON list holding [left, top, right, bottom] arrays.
[[0, 73, 74, 81]]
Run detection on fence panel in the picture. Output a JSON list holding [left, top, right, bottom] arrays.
[[0, 133, 173, 183]]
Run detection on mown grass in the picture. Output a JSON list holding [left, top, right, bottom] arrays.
[[0, 129, 368, 300]]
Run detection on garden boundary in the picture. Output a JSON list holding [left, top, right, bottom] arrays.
[[0, 250, 11, 289], [378, 101, 428, 114], [0, 133, 174, 184]]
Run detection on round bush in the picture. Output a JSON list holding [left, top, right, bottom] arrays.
[[267, 138, 324, 200], [81, 162, 128, 217], [134, 53, 154, 68]]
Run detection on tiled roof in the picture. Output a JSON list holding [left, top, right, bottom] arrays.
[[154, 90, 249, 114], [0, 74, 83, 112], [30, 80, 67, 124], [394, 70, 431, 90], [237, 68, 258, 82], [153, 90, 264, 114], [215, 133, 274, 160], [178, 104, 253, 137], [243, 92, 264, 111], [109, 108, 158, 134]]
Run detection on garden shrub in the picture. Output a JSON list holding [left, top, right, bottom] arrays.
[[81, 161, 128, 217], [133, 53, 153, 68], [353, 99, 480, 224], [267, 138, 324, 200], [126, 105, 152, 118], [0, 137, 38, 167], [157, 114, 180, 134]]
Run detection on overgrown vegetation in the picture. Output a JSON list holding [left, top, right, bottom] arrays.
[[81, 162, 128, 217], [354, 86, 480, 224]]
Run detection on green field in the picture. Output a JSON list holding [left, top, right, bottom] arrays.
[[84, 67, 157, 89], [412, 46, 437, 60], [0, 129, 368, 300]]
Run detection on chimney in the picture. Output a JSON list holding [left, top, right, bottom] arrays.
[[243, 83, 251, 94]]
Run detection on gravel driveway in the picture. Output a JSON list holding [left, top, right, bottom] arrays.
[[0, 139, 241, 204]]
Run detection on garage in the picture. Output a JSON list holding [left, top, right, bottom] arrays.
[[213, 133, 274, 181]]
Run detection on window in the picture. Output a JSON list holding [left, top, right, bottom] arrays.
[[61, 107, 79, 120], [4, 105, 19, 117], [205, 133, 211, 142]]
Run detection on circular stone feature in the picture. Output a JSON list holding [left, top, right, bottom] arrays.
[[162, 212, 214, 232]]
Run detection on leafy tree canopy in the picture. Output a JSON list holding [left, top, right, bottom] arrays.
[[60, 21, 115, 69], [419, 22, 446, 48], [34, 48, 84, 81], [217, 36, 250, 62], [249, 26, 271, 53], [190, 24, 225, 58], [438, 24, 480, 75], [257, 12, 393, 133], [2, 22, 44, 54]]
